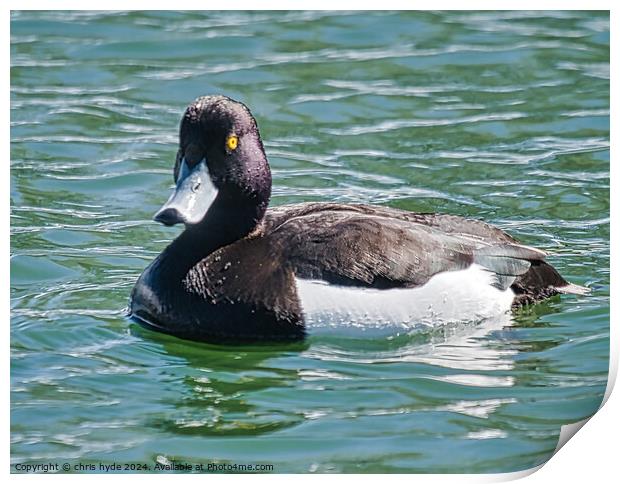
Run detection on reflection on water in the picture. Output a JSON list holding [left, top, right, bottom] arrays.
[[134, 323, 507, 442], [145, 313, 517, 442], [11, 10, 608, 473], [306, 313, 515, 371], [147, 341, 304, 438], [387, 315, 517, 372]]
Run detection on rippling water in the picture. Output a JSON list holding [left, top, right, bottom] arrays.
[[10, 11, 609, 473]]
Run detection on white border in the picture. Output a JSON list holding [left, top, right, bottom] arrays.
[[3, 1, 617, 11], [5, 2, 615, 483]]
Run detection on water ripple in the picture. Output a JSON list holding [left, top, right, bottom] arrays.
[[324, 112, 526, 136]]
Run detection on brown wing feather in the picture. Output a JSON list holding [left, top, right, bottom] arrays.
[[263, 203, 543, 289]]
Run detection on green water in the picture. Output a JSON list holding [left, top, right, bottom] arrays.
[[10, 11, 609, 473]]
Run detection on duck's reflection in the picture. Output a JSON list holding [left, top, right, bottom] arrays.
[[130, 302, 561, 439], [304, 312, 516, 372], [131, 324, 308, 436]]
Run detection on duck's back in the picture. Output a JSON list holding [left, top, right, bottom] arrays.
[[262, 202, 522, 288]]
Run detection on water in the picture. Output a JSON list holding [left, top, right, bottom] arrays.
[[10, 11, 609, 473]]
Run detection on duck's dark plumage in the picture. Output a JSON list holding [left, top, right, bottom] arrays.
[[130, 95, 588, 343]]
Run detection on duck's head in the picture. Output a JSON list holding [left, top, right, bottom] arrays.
[[154, 95, 271, 228]]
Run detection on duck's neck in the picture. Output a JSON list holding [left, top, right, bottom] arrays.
[[159, 195, 269, 280]]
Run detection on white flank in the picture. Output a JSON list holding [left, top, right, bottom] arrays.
[[295, 264, 514, 336]]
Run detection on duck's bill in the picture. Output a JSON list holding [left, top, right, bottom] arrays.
[[153, 158, 218, 226]]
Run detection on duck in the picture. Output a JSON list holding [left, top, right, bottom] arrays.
[[129, 95, 589, 343]]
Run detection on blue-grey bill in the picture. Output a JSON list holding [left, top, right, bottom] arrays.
[[153, 158, 218, 226]]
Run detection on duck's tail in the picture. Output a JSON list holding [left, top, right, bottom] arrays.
[[510, 260, 590, 307], [556, 282, 591, 296]]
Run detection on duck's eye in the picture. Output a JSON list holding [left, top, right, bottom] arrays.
[[226, 134, 238, 151]]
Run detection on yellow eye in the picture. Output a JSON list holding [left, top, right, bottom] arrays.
[[226, 134, 238, 151]]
